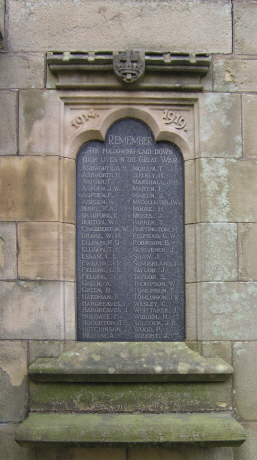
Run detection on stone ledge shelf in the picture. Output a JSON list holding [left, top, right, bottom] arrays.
[[28, 342, 233, 383], [16, 413, 246, 448], [47, 50, 211, 90]]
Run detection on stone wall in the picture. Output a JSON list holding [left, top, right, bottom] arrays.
[[0, 1, 257, 459]]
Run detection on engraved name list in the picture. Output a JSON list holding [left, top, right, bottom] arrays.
[[76, 118, 185, 341]]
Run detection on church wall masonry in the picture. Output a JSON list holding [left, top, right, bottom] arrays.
[[1, 0, 257, 458]]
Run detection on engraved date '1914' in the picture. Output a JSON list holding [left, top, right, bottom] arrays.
[[71, 109, 100, 129], [162, 110, 187, 131]]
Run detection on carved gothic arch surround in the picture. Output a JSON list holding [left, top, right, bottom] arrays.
[[58, 94, 198, 342]]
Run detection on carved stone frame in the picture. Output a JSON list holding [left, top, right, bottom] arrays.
[[59, 91, 199, 342], [16, 89, 247, 448]]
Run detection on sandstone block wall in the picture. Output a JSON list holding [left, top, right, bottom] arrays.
[[0, 1, 257, 459]]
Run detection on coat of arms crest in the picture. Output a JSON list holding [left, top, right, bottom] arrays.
[[113, 50, 145, 85]]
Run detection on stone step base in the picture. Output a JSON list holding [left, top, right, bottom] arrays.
[[16, 412, 246, 448]]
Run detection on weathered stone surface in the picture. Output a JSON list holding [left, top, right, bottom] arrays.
[[199, 93, 242, 158], [19, 90, 60, 156], [30, 379, 232, 414], [0, 222, 17, 280], [60, 224, 75, 282], [29, 341, 64, 366], [129, 446, 234, 460], [0, 341, 28, 421], [0, 424, 34, 460], [7, 1, 232, 53], [234, 2, 257, 55], [0, 156, 58, 221], [46, 64, 59, 89], [233, 422, 257, 460], [0, 281, 71, 340], [185, 160, 196, 224], [201, 341, 232, 366], [200, 159, 257, 222], [0, 0, 4, 42], [213, 56, 257, 92], [18, 222, 75, 281], [200, 65, 213, 93], [233, 341, 257, 421], [200, 282, 257, 340], [0, 53, 44, 89], [0, 91, 17, 155], [32, 447, 126, 460], [63, 340, 77, 353], [196, 223, 237, 281], [185, 283, 197, 341], [185, 224, 196, 283], [238, 224, 257, 281], [63, 282, 76, 341], [28, 342, 233, 383], [200, 159, 230, 222], [0, 424, 125, 460], [15, 412, 246, 447], [60, 158, 76, 224], [242, 94, 257, 159]]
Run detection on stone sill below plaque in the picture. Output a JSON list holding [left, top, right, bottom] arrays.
[[15, 412, 246, 448], [28, 342, 233, 383]]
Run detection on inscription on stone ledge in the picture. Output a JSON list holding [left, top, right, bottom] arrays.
[[76, 119, 185, 341]]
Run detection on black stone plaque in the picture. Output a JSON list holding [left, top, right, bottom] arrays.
[[76, 119, 185, 341]]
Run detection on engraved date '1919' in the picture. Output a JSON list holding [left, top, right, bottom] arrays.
[[162, 110, 187, 131]]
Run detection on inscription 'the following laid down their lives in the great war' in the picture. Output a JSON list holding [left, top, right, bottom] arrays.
[[76, 118, 185, 341]]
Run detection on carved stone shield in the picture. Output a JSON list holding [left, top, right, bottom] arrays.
[[113, 50, 145, 85]]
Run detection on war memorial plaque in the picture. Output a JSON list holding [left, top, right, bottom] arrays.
[[77, 119, 185, 341]]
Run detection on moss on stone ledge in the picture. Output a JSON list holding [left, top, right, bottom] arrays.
[[16, 412, 246, 448], [28, 342, 233, 383]]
